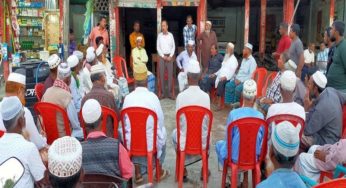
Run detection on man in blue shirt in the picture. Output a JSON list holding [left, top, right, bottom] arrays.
[[215, 79, 264, 187], [257, 121, 305, 188]]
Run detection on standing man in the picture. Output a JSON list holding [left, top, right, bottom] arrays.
[[302, 43, 316, 81], [327, 20, 346, 93], [197, 21, 218, 69], [288, 24, 305, 79], [176, 40, 198, 92], [89, 16, 109, 50], [272, 22, 291, 60], [316, 43, 328, 73], [324, 27, 335, 74], [157, 20, 176, 99], [183, 15, 197, 48]]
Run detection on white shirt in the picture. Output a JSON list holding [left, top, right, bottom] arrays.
[[215, 54, 238, 87], [304, 49, 315, 64], [176, 50, 197, 71], [122, 87, 166, 158], [267, 102, 306, 121], [0, 133, 46, 188], [176, 86, 210, 150], [156, 32, 175, 58], [69, 76, 82, 112], [0, 104, 47, 150], [78, 67, 93, 96]]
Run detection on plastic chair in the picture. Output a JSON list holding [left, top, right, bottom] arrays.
[[301, 165, 346, 187], [210, 87, 225, 108], [33, 102, 71, 145], [252, 68, 268, 98], [262, 72, 278, 96], [175, 106, 213, 188], [34, 83, 45, 102], [0, 130, 4, 138], [83, 173, 132, 188], [113, 56, 135, 85], [80, 106, 119, 139], [120, 107, 160, 183], [314, 178, 346, 188], [155, 56, 175, 98], [266, 114, 305, 138], [221, 117, 268, 188]]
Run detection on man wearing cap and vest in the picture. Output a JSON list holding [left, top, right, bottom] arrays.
[[216, 79, 264, 187], [157, 20, 176, 100], [257, 121, 305, 188], [197, 20, 218, 69], [81, 99, 133, 179], [81, 64, 120, 137], [0, 71, 48, 151], [172, 59, 210, 180], [0, 96, 47, 188], [176, 40, 198, 92], [67, 55, 83, 112], [302, 71, 346, 150], [42, 63, 84, 140], [132, 36, 156, 93], [129, 21, 145, 69], [122, 63, 169, 183], [43, 54, 61, 94], [225, 43, 257, 108]]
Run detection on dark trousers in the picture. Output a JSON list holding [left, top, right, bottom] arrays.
[[200, 76, 227, 96], [159, 57, 173, 97]]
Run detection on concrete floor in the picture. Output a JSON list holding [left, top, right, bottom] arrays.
[[135, 99, 253, 188]]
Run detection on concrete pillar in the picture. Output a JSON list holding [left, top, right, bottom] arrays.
[[259, 0, 267, 56], [115, 7, 120, 56], [244, 0, 250, 44], [157, 0, 162, 35], [284, 0, 294, 25], [108, 1, 116, 59], [197, 0, 207, 34], [330, 0, 335, 26], [62, 0, 69, 59]]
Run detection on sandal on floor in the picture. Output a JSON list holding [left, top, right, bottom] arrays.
[[156, 169, 170, 181]]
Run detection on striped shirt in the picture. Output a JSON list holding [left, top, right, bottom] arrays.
[[183, 24, 197, 47]]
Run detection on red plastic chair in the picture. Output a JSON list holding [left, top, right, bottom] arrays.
[[155, 57, 175, 98], [313, 178, 346, 188], [0, 130, 4, 138], [221, 118, 268, 188], [34, 102, 71, 145], [210, 88, 225, 108], [120, 107, 160, 183], [34, 83, 45, 102], [80, 106, 119, 139], [266, 114, 305, 138], [262, 72, 278, 96], [113, 56, 135, 85], [175, 106, 213, 188], [252, 68, 268, 98]]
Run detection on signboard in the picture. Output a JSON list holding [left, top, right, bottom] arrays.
[[117, 0, 157, 8]]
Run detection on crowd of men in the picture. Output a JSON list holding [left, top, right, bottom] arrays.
[[0, 14, 346, 188]]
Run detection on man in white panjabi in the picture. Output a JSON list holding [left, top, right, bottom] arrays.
[[176, 40, 198, 92], [172, 59, 210, 180]]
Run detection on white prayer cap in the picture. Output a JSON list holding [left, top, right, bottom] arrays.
[[271, 121, 300, 157], [136, 36, 143, 41], [73, 50, 84, 61], [312, 71, 327, 89], [245, 43, 253, 51], [58, 63, 71, 78], [47, 54, 61, 69], [227, 42, 235, 49], [187, 40, 195, 46], [86, 47, 95, 54], [280, 70, 297, 91], [67, 55, 79, 68], [86, 52, 95, 63], [96, 44, 104, 57], [48, 136, 82, 178], [7, 72, 26, 85], [82, 99, 102, 124], [284, 59, 297, 72], [206, 21, 212, 26], [90, 64, 105, 75], [242, 79, 257, 99], [187, 59, 201, 74], [0, 96, 23, 121]]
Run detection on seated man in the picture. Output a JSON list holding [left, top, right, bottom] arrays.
[[176, 40, 197, 92], [122, 63, 169, 183], [44, 54, 61, 94], [199, 44, 223, 94], [0, 97, 46, 188], [78, 49, 95, 96], [81, 99, 133, 179], [81, 64, 119, 137], [0, 71, 47, 150], [295, 139, 346, 181], [67, 55, 83, 112], [225, 43, 257, 108], [302, 71, 346, 150], [48, 136, 83, 188], [215, 79, 264, 187], [42, 63, 84, 140], [131, 36, 156, 93], [266, 70, 306, 121], [257, 121, 305, 188], [172, 59, 210, 180]]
